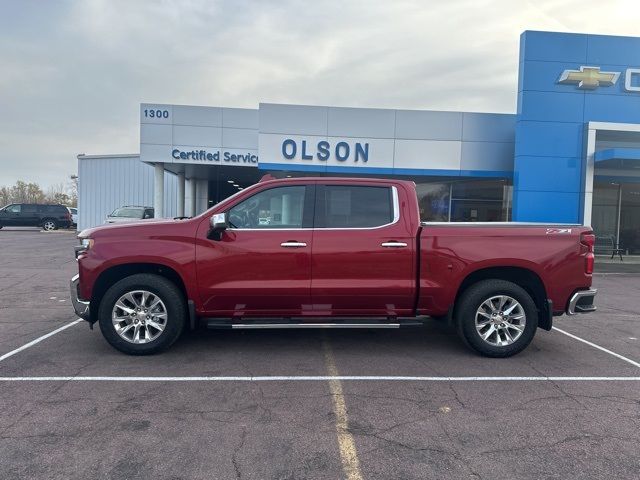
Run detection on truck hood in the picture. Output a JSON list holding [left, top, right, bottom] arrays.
[[78, 217, 196, 239]]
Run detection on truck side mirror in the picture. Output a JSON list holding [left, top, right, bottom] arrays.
[[208, 213, 228, 240]]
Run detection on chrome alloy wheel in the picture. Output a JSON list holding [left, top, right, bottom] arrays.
[[43, 221, 56, 231], [111, 290, 167, 344], [475, 295, 526, 347]]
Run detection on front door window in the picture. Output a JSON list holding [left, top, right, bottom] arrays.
[[228, 186, 305, 229]]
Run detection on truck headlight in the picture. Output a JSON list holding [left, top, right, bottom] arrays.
[[75, 238, 94, 259]]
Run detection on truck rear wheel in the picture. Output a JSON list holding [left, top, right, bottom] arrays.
[[98, 273, 185, 355], [455, 279, 537, 358]]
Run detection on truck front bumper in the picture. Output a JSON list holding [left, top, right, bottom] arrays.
[[566, 288, 597, 315], [70, 274, 90, 321]]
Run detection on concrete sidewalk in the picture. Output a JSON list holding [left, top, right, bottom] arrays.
[[596, 255, 640, 273]]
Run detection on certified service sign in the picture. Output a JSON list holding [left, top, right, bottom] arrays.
[[171, 148, 258, 166]]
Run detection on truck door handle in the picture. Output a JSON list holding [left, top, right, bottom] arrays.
[[381, 241, 408, 248], [280, 241, 307, 248]]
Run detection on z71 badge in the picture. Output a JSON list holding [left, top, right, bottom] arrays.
[[546, 228, 572, 234]]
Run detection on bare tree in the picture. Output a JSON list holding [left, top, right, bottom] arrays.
[[0, 178, 76, 206], [46, 183, 70, 205], [0, 180, 45, 205], [10, 181, 28, 203], [0, 187, 10, 207], [68, 175, 78, 207], [26, 182, 45, 203]]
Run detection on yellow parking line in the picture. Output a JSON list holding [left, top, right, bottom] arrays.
[[322, 336, 364, 480]]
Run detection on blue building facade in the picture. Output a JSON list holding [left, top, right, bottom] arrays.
[[514, 31, 640, 225]]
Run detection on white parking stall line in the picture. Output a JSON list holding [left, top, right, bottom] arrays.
[[0, 376, 639, 382], [0, 319, 83, 363], [593, 273, 640, 276], [552, 326, 640, 369]]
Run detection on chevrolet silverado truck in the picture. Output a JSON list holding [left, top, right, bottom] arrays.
[[70, 176, 597, 357]]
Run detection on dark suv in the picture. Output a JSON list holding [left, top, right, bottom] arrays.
[[0, 203, 72, 230]]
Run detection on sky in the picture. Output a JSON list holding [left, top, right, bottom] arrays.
[[1, 0, 640, 188]]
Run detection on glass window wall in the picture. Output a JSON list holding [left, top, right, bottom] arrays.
[[416, 182, 450, 221], [620, 185, 640, 254], [417, 179, 511, 222], [592, 182, 640, 254]]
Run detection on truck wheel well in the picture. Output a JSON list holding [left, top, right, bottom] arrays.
[[455, 267, 551, 330], [90, 263, 188, 323]]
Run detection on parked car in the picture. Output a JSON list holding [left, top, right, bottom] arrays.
[[71, 176, 597, 357], [0, 203, 72, 230], [68, 207, 78, 228], [105, 206, 154, 224]]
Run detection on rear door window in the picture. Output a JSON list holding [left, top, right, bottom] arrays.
[[22, 205, 38, 214], [44, 205, 64, 214], [316, 185, 394, 228]]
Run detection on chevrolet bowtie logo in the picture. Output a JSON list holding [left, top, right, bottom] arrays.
[[558, 66, 620, 90]]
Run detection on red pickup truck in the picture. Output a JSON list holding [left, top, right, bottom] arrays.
[[70, 176, 597, 357]]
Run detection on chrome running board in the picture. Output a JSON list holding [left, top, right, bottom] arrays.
[[205, 319, 425, 329], [231, 323, 401, 329]]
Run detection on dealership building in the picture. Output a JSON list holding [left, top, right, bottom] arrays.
[[78, 30, 640, 253]]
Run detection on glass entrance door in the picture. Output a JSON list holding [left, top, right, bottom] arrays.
[[620, 185, 640, 254], [592, 183, 640, 254]]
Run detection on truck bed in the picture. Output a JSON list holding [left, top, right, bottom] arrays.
[[417, 222, 593, 318]]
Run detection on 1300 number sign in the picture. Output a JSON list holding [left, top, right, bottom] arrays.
[[144, 109, 169, 119]]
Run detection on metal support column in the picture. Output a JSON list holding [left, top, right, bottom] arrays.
[[616, 183, 622, 250], [177, 172, 185, 217], [188, 178, 197, 217], [154, 163, 165, 219], [196, 179, 208, 214]]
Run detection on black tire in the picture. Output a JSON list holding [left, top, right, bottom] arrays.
[[98, 273, 186, 355], [41, 218, 58, 231], [454, 279, 538, 358]]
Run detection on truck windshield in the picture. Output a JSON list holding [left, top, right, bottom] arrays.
[[110, 208, 143, 218]]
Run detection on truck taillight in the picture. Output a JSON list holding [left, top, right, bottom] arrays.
[[581, 232, 595, 274]]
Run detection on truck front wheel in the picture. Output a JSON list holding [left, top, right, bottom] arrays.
[[98, 273, 186, 355], [455, 279, 537, 358]]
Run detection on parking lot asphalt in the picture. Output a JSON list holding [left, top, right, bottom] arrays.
[[0, 228, 639, 479]]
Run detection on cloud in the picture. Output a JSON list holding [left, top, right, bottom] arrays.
[[0, 0, 638, 187]]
